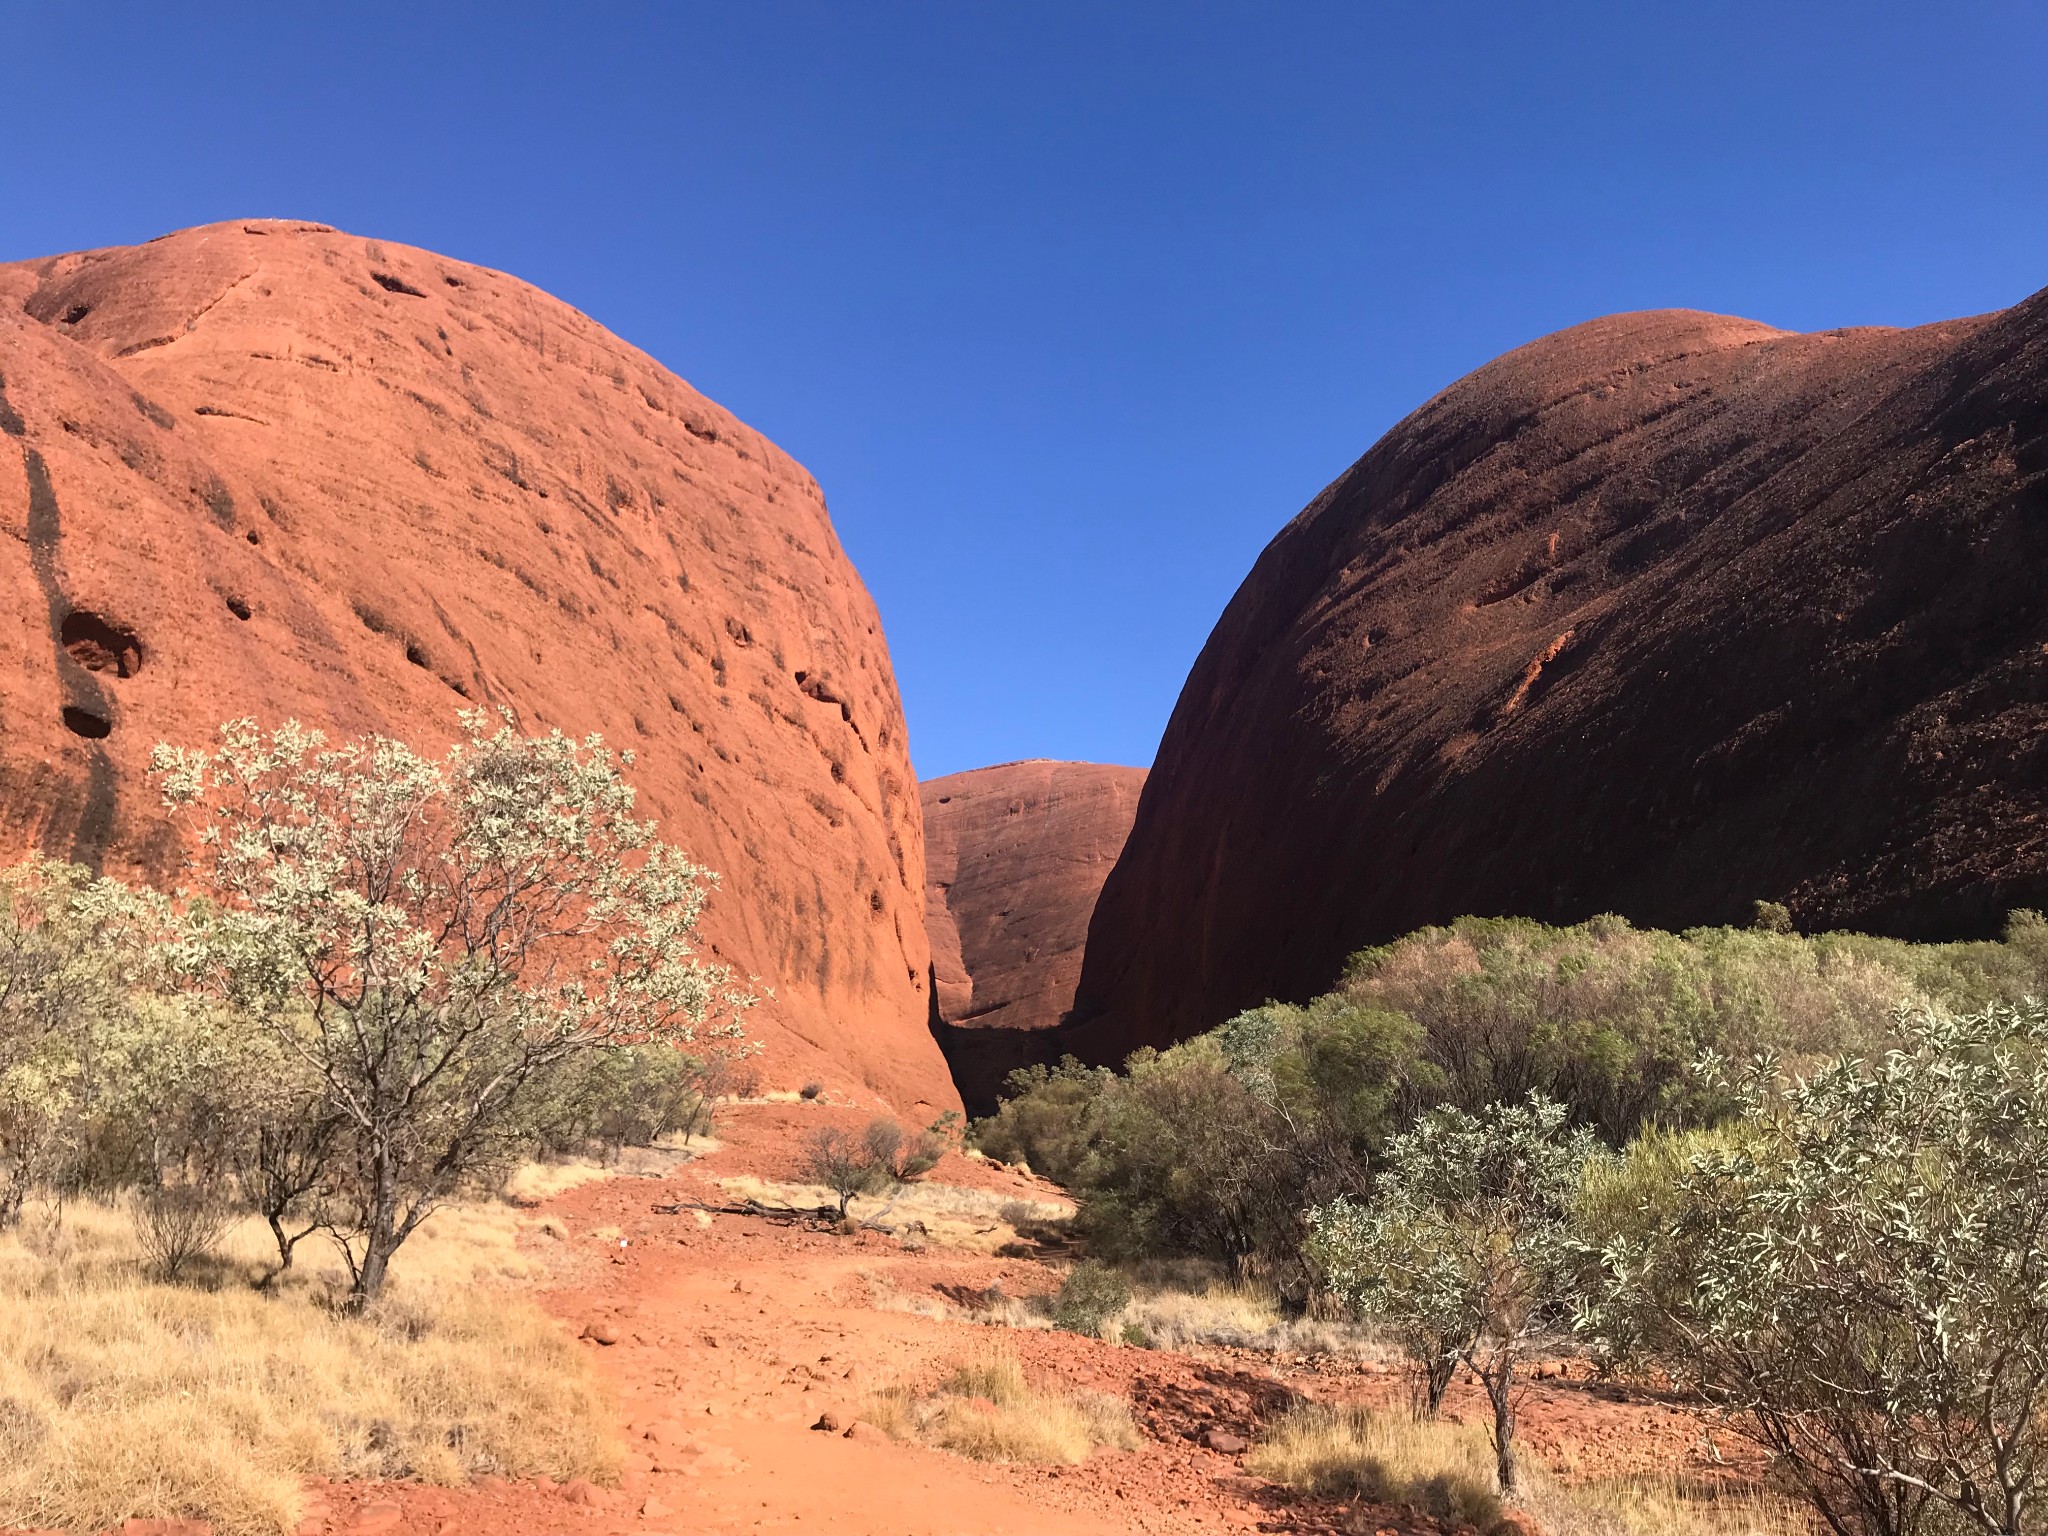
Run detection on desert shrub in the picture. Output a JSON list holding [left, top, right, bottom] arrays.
[[0, 859, 174, 1225], [799, 1080, 824, 1101], [1309, 1095, 1599, 1492], [980, 999, 1430, 1290], [1585, 1001, 2048, 1536], [537, 1036, 757, 1157], [801, 1116, 943, 1218], [973, 1057, 1114, 1181], [1053, 1260, 1132, 1336], [1249, 1402, 1502, 1526], [132, 1182, 236, 1281], [152, 712, 754, 1305]]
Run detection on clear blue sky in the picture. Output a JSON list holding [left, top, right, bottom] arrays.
[[4, 3, 2044, 778]]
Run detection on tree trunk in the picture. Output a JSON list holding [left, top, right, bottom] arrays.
[[1483, 1358, 1517, 1494], [347, 1141, 402, 1309], [1423, 1351, 1457, 1417]]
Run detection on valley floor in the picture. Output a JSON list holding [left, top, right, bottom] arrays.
[[159, 1103, 1770, 1536]]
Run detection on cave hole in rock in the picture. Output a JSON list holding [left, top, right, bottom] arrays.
[[60, 611, 144, 678], [245, 529, 261, 545], [225, 595, 252, 621], [61, 304, 91, 326], [62, 705, 111, 739], [371, 272, 427, 298], [405, 641, 430, 669]]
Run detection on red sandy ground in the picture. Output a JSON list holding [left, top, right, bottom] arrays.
[[91, 1104, 1778, 1536]]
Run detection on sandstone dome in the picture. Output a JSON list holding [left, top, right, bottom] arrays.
[[1071, 297, 2048, 1062], [0, 220, 954, 1111]]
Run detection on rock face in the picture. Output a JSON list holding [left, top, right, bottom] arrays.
[[1072, 298, 2048, 1061], [0, 221, 953, 1111], [920, 761, 1144, 1109]]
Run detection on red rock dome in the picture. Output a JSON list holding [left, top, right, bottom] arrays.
[[0, 220, 954, 1112], [921, 760, 1145, 1109], [1072, 298, 2048, 1062]]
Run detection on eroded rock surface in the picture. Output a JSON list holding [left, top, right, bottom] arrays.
[[922, 761, 1144, 1113], [1073, 300, 2048, 1061], [0, 221, 952, 1110]]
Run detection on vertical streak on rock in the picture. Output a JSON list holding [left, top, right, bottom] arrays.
[[19, 436, 117, 873]]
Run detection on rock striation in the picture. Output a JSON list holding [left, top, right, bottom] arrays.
[[1072, 298, 2048, 1063], [0, 221, 954, 1111], [920, 762, 1145, 1110]]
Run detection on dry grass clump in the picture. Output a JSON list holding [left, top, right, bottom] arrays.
[[0, 1198, 615, 1536], [1251, 1401, 1808, 1536], [1519, 1474, 1812, 1536], [861, 1347, 1139, 1464], [1249, 1402, 1502, 1528], [1116, 1275, 1383, 1359], [718, 1174, 1072, 1252]]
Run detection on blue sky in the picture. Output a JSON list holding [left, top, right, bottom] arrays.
[[4, 3, 2044, 777]]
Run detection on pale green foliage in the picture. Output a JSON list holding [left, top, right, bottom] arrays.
[[153, 711, 753, 1302], [0, 859, 176, 1224], [1585, 1003, 2048, 1536], [1309, 1094, 1600, 1492]]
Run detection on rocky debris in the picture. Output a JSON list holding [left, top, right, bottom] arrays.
[[1072, 297, 2048, 1061], [921, 760, 1146, 1110], [581, 1321, 620, 1346], [810, 1410, 843, 1432], [1199, 1427, 1248, 1455], [0, 221, 953, 1112]]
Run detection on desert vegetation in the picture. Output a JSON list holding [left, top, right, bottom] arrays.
[[860, 1347, 1140, 1464], [978, 912, 2048, 1535], [0, 712, 755, 1532]]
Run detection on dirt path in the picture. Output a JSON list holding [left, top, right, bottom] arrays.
[[304, 1104, 1753, 1536]]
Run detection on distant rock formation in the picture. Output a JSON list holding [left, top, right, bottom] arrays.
[[0, 221, 955, 1112], [922, 761, 1145, 1113], [1072, 298, 2048, 1064], [925, 760, 1146, 1030]]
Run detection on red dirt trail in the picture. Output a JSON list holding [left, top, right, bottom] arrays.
[[284, 1103, 1756, 1536]]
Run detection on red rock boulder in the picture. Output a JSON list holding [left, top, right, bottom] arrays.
[[0, 221, 953, 1112]]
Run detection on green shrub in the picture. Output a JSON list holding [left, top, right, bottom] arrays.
[[1054, 1261, 1132, 1336], [1586, 1002, 2048, 1536]]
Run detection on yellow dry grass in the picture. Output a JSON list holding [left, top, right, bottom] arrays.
[[861, 1347, 1139, 1464], [1251, 1401, 1810, 1536], [717, 1174, 1072, 1252], [0, 1195, 617, 1536], [1249, 1402, 1503, 1527], [1521, 1473, 1813, 1536]]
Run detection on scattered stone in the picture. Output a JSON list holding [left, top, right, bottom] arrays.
[[639, 1498, 674, 1519], [1201, 1428, 1249, 1455], [559, 1479, 606, 1508], [811, 1411, 843, 1433], [842, 1422, 889, 1445], [583, 1321, 620, 1346]]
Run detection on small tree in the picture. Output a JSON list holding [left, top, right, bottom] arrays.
[[801, 1116, 942, 1220], [154, 713, 753, 1306], [1587, 1003, 2048, 1536], [803, 1123, 885, 1218], [1308, 1094, 1598, 1493], [0, 859, 166, 1226]]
